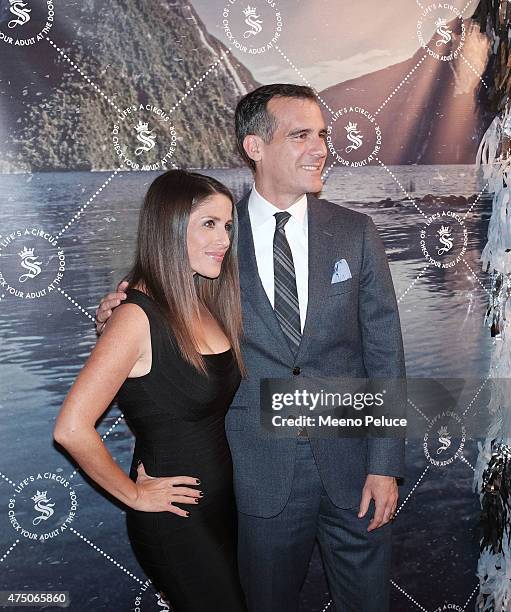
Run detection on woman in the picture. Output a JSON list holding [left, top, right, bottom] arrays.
[[53, 170, 247, 611]]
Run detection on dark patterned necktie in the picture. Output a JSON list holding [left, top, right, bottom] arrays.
[[273, 212, 301, 353]]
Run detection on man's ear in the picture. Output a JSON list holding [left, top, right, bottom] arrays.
[[243, 134, 263, 164]]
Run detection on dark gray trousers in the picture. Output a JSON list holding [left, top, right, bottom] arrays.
[[237, 438, 392, 612]]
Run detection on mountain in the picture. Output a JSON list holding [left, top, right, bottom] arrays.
[[1, 5, 496, 171], [319, 17, 494, 165], [0, 0, 259, 172]]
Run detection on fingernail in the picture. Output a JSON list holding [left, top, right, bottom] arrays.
[[196, 479, 201, 485], [185, 511, 190, 517], [198, 491, 204, 497]]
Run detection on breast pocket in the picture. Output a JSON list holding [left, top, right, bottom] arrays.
[[328, 276, 356, 296]]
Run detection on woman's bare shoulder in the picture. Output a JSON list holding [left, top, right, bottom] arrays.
[[101, 301, 150, 341]]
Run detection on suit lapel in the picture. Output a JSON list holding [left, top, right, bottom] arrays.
[[294, 195, 336, 363], [236, 193, 342, 365], [236, 194, 295, 362]]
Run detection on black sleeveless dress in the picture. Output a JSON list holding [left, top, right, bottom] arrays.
[[116, 289, 247, 611]]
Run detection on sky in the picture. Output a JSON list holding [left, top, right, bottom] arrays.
[[191, 0, 480, 90]]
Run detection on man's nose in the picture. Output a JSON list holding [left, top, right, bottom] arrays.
[[311, 136, 327, 157]]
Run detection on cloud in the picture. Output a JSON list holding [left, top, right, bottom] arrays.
[[254, 49, 407, 90]]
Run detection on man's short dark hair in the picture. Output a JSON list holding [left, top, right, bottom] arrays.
[[235, 84, 318, 172]]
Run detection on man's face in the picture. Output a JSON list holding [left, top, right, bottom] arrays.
[[254, 97, 328, 199]]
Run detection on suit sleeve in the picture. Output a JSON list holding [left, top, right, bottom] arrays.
[[358, 216, 406, 478]]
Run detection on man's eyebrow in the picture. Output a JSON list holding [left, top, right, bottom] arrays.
[[287, 127, 328, 137], [287, 127, 312, 137]]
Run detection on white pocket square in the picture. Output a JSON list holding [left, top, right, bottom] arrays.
[[331, 259, 352, 284]]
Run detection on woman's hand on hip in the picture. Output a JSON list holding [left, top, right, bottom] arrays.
[[131, 462, 202, 517]]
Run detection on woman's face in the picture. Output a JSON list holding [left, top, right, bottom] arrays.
[[187, 193, 233, 278]]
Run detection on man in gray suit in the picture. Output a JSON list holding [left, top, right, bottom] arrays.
[[96, 84, 405, 612]]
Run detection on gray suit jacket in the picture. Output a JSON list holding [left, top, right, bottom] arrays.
[[225, 192, 406, 518]]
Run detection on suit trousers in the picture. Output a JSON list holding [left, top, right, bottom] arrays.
[[237, 438, 392, 612]]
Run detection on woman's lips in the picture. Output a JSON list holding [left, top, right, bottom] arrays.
[[205, 251, 225, 263]]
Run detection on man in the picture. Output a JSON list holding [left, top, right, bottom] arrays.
[[96, 84, 405, 611]]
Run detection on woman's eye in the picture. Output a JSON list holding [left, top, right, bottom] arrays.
[[204, 220, 215, 228], [226, 223, 233, 232]]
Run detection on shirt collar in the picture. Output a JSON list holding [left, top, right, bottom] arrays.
[[248, 184, 308, 230]]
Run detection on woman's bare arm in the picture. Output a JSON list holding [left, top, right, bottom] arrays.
[[55, 302, 201, 515], [54, 304, 149, 508]]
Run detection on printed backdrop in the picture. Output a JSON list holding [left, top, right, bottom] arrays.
[[0, 0, 501, 610]]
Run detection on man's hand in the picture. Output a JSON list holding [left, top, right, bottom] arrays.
[[95, 280, 129, 335], [358, 474, 398, 532]]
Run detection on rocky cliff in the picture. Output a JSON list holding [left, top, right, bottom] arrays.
[[0, 0, 259, 172], [319, 17, 495, 165]]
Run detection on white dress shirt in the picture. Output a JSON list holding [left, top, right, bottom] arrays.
[[248, 185, 309, 332]]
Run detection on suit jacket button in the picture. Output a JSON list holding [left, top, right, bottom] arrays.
[[292, 367, 301, 375]]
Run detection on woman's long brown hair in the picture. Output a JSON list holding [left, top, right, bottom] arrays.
[[125, 170, 245, 376]]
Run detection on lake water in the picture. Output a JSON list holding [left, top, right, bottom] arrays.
[[0, 165, 494, 611]]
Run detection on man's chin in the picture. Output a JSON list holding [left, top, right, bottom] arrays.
[[303, 178, 324, 195]]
